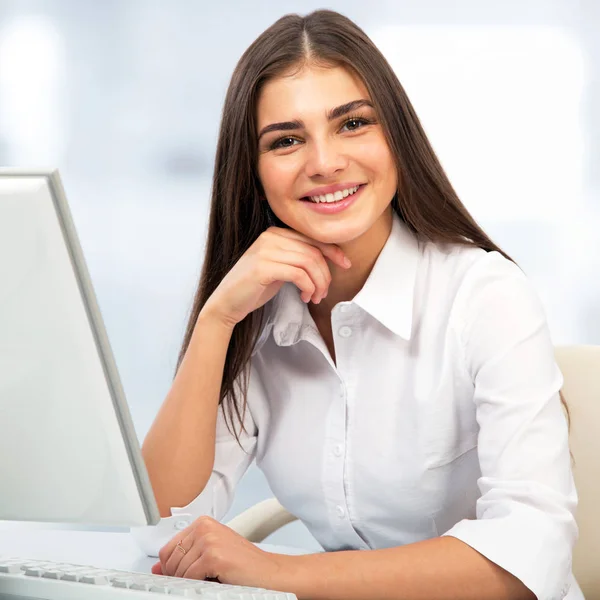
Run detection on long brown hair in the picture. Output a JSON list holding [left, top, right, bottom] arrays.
[[176, 9, 569, 441]]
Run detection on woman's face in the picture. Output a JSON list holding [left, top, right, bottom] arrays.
[[256, 64, 398, 245]]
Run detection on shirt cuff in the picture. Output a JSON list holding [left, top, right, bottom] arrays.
[[129, 511, 196, 557], [129, 473, 223, 557], [441, 503, 576, 600]]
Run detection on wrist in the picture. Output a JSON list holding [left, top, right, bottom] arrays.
[[266, 552, 313, 597], [197, 303, 238, 333]]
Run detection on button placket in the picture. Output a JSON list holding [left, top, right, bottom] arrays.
[[331, 312, 370, 549], [323, 378, 351, 535], [326, 305, 362, 545]]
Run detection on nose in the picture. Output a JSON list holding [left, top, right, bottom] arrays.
[[304, 137, 349, 179]]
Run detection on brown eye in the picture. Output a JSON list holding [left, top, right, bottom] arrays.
[[271, 136, 300, 150], [340, 117, 372, 132]]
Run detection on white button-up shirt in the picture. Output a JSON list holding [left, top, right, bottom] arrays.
[[133, 213, 581, 600]]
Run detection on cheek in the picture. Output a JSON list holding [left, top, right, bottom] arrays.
[[357, 140, 397, 188], [366, 141, 394, 171], [258, 157, 298, 197]]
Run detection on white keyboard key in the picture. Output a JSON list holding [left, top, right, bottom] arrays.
[[130, 580, 154, 591], [149, 584, 173, 593], [111, 576, 136, 588], [193, 581, 222, 589], [61, 572, 84, 582], [81, 568, 107, 575], [146, 575, 174, 583], [170, 587, 203, 597], [81, 573, 110, 584], [24, 567, 45, 577], [200, 593, 258, 600], [0, 565, 21, 574], [42, 569, 64, 579]]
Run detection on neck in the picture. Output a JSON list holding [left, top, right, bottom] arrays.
[[309, 207, 394, 320]]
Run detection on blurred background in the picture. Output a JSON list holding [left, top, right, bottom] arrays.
[[0, 0, 598, 550]]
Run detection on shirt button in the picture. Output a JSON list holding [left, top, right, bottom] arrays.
[[339, 326, 352, 338], [340, 304, 351, 314], [174, 519, 190, 531], [333, 444, 344, 457], [335, 506, 346, 519]]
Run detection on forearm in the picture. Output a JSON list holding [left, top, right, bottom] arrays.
[[275, 536, 535, 600], [142, 309, 234, 516]]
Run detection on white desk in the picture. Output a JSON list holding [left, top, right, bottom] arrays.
[[0, 528, 309, 576], [0, 529, 159, 575]]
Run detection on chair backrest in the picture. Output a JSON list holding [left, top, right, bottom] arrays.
[[555, 345, 600, 599]]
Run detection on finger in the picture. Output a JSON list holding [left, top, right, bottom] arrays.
[[258, 262, 315, 303], [151, 561, 162, 575], [268, 227, 351, 269], [181, 554, 216, 582], [269, 249, 331, 303], [273, 227, 350, 268], [158, 521, 196, 569], [164, 531, 194, 576], [174, 539, 204, 579], [273, 240, 333, 298]]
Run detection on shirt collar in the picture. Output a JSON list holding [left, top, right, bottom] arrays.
[[263, 212, 420, 349], [353, 212, 420, 340]]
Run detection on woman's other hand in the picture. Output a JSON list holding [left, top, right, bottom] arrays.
[[152, 516, 287, 589], [203, 226, 351, 328]]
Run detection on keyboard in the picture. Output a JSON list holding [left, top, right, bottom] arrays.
[[0, 556, 297, 599]]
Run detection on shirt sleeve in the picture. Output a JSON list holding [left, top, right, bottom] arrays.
[[130, 364, 260, 557], [441, 252, 578, 600]]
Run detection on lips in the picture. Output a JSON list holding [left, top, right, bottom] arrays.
[[301, 183, 366, 203], [300, 182, 366, 214], [300, 182, 366, 201]]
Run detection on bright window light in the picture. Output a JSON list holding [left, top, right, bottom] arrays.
[[371, 26, 586, 223], [0, 16, 66, 164]]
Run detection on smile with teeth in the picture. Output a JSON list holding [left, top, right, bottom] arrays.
[[307, 185, 361, 203]]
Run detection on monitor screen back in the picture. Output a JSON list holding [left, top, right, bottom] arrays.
[[0, 170, 160, 527]]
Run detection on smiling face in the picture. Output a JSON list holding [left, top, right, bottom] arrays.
[[256, 64, 398, 245]]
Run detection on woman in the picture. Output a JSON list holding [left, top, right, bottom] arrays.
[[138, 9, 580, 600]]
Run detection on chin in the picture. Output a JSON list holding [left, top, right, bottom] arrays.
[[298, 219, 370, 246]]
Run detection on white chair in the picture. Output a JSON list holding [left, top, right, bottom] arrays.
[[226, 498, 298, 544], [227, 345, 600, 599]]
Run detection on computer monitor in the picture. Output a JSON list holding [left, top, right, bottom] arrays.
[[0, 168, 160, 528]]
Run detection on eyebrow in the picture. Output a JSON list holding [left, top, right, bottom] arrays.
[[257, 99, 374, 141]]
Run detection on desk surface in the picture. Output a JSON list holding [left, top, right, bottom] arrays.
[[0, 529, 157, 574], [0, 528, 586, 600], [0, 528, 308, 575]]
